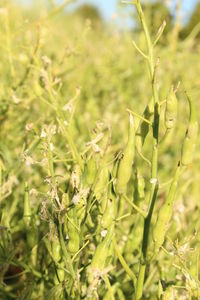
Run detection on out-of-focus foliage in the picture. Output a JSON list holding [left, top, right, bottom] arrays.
[[0, 1, 200, 299], [74, 4, 102, 26], [180, 2, 200, 40]]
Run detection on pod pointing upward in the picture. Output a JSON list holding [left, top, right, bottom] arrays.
[[181, 92, 199, 166], [116, 113, 135, 194]]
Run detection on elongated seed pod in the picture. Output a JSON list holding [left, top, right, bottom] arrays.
[[87, 212, 95, 229], [112, 156, 120, 196], [181, 93, 199, 166], [136, 97, 154, 151], [134, 169, 145, 203], [66, 207, 80, 254], [124, 216, 144, 261], [87, 222, 114, 299], [52, 237, 62, 263], [23, 182, 31, 227], [94, 166, 109, 200], [23, 183, 38, 259], [112, 154, 120, 180], [62, 193, 69, 208], [84, 156, 97, 186], [99, 192, 108, 214], [52, 239, 65, 285], [26, 219, 38, 250], [54, 261, 65, 285], [158, 280, 163, 299], [153, 165, 180, 252], [90, 225, 114, 269], [57, 262, 65, 283], [76, 199, 87, 222], [101, 198, 115, 229], [165, 88, 177, 130], [116, 114, 135, 194], [67, 233, 79, 255]]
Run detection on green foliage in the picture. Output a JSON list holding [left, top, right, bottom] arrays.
[[0, 1, 200, 299], [180, 2, 200, 39], [74, 4, 102, 26]]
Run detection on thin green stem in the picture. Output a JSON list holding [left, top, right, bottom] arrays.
[[104, 274, 115, 300], [123, 194, 147, 218], [113, 237, 137, 288], [58, 223, 75, 285], [47, 142, 56, 189], [127, 108, 152, 125], [135, 1, 160, 299], [136, 148, 151, 167], [132, 39, 148, 59], [47, 86, 84, 171], [135, 264, 146, 300]]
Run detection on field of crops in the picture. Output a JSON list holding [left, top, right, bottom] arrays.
[[0, 0, 200, 299]]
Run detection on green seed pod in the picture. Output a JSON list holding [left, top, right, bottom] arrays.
[[116, 114, 135, 194], [23, 183, 38, 254], [62, 193, 70, 208], [83, 156, 97, 186], [112, 154, 120, 180], [164, 88, 177, 130], [23, 182, 31, 227], [153, 206, 172, 253], [158, 280, 163, 299], [67, 232, 80, 254], [52, 238, 62, 263], [88, 224, 114, 284], [124, 216, 144, 259], [57, 262, 65, 283], [54, 261, 65, 285], [101, 198, 115, 229], [136, 97, 154, 151], [66, 207, 80, 255], [76, 201, 86, 221], [181, 93, 199, 166], [87, 212, 95, 229], [134, 169, 145, 203], [99, 192, 108, 214], [94, 166, 109, 200], [26, 221, 38, 249], [87, 157, 97, 185], [153, 165, 180, 253]]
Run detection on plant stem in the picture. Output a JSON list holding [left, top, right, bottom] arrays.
[[47, 142, 56, 189], [104, 274, 115, 300], [113, 237, 137, 288], [122, 194, 147, 218], [135, 1, 160, 299], [135, 264, 146, 299]]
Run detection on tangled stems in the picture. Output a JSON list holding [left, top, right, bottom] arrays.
[[134, 1, 160, 299]]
